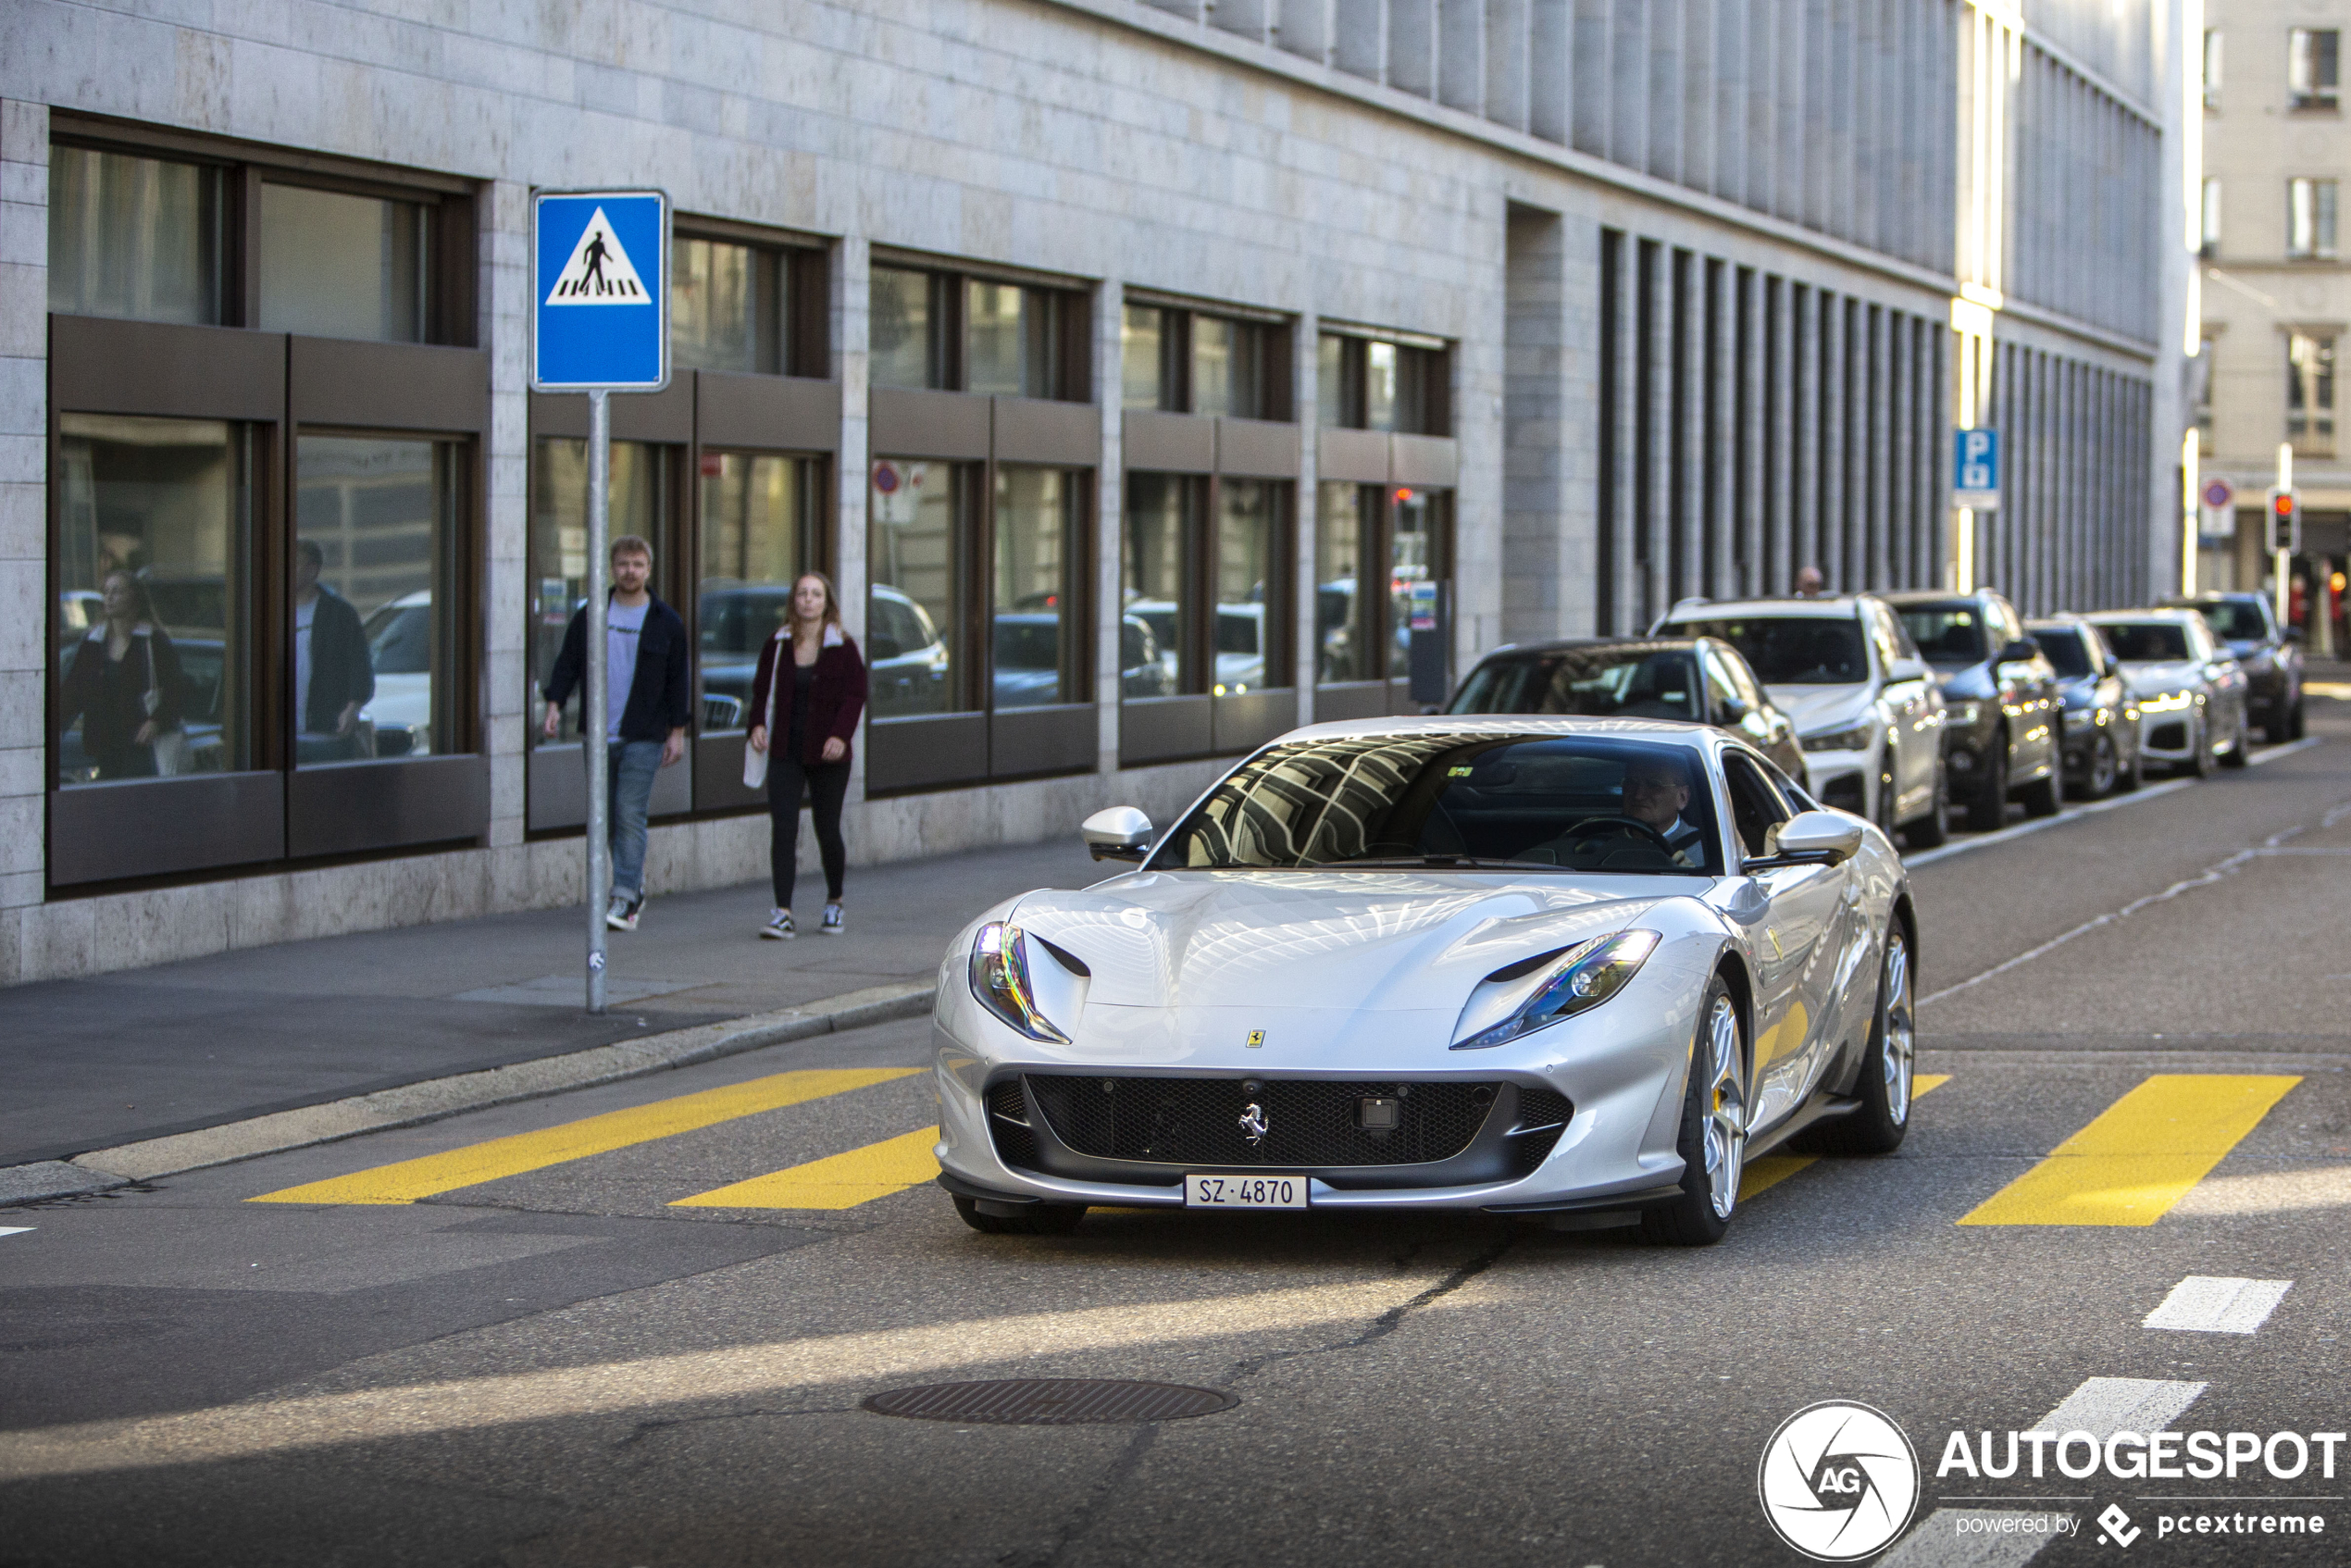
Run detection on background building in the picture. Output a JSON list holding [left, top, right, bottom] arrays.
[[0, 0, 2189, 981], [2196, 1, 2348, 642]]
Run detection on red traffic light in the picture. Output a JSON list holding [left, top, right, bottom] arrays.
[[2265, 488, 2302, 553]]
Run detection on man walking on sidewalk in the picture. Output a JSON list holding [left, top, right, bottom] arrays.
[[541, 534, 690, 932]]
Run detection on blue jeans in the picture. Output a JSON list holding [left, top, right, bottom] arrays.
[[605, 740, 663, 901]]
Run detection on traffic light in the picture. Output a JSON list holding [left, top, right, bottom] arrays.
[[2266, 488, 2303, 554]]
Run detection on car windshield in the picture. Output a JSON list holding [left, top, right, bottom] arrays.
[[2031, 628, 2094, 678], [1895, 605, 1989, 667], [1663, 617, 1868, 685], [364, 604, 433, 675], [2187, 601, 2270, 642], [1449, 649, 1702, 720], [2097, 622, 2192, 662], [993, 617, 1060, 671], [1156, 733, 1723, 876]]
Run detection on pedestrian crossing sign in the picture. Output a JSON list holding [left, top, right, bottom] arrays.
[[531, 190, 669, 392]]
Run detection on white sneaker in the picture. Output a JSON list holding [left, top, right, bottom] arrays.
[[761, 907, 796, 940], [605, 894, 641, 932], [820, 903, 845, 936]]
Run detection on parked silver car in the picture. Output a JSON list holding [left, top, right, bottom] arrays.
[[2083, 609, 2250, 778]]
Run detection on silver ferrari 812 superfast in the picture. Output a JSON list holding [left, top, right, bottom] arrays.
[[931, 717, 1919, 1245]]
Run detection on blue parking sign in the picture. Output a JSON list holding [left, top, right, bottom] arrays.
[[1951, 428, 2000, 511], [531, 191, 668, 392]]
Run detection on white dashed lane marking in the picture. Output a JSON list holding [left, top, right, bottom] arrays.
[[0, 1227, 31, 1239], [1878, 1379, 2209, 1567], [2144, 1276, 2294, 1336]]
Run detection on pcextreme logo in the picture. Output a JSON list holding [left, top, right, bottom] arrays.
[[1758, 1401, 1922, 1562]]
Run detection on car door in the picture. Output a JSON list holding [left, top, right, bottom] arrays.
[[1865, 602, 1937, 821], [2193, 621, 2247, 744], [1719, 751, 1847, 1129]]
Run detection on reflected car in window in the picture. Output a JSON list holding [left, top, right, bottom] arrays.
[[1120, 616, 1170, 700], [2084, 608, 2250, 778], [1215, 603, 1265, 693], [865, 583, 952, 717], [56, 635, 229, 781], [697, 581, 796, 719], [1447, 637, 1806, 780], [2162, 591, 2304, 743], [1884, 589, 2062, 832], [991, 613, 1067, 710], [358, 591, 431, 757], [2024, 616, 2143, 798]]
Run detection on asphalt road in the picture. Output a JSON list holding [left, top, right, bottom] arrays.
[[4, 717, 2348, 1567]]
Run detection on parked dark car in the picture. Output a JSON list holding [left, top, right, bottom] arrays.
[[1884, 589, 2062, 831], [2024, 616, 2143, 798], [2162, 591, 2304, 743], [1447, 636, 1808, 779]]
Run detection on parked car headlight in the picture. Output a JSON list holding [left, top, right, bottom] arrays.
[[2138, 691, 2194, 714], [1450, 931, 1661, 1051], [969, 921, 1070, 1043], [1800, 722, 1874, 753]]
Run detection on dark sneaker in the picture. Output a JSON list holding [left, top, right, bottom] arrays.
[[761, 907, 796, 940], [606, 895, 641, 933], [820, 903, 845, 936]]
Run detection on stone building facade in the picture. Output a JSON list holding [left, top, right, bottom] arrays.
[[0, 0, 2188, 982]]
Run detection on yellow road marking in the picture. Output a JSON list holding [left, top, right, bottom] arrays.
[[1959, 1074, 2300, 1227], [671, 1126, 940, 1211], [1737, 1075, 1949, 1201], [249, 1069, 919, 1205]]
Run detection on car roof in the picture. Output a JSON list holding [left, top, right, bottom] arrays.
[[1285, 714, 1722, 748], [2084, 607, 2202, 624], [1656, 596, 1872, 620], [2162, 591, 2262, 604], [1879, 588, 2005, 606], [1471, 637, 1706, 660]]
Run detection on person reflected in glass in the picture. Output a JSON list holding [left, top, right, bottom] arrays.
[[292, 540, 376, 762], [542, 534, 692, 933], [58, 570, 184, 779], [747, 572, 867, 940]]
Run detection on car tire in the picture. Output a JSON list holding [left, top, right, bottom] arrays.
[[2268, 704, 2295, 746], [1639, 976, 1747, 1248], [2020, 757, 2061, 817], [952, 1194, 1088, 1236], [1873, 760, 1899, 841], [1903, 767, 1949, 850], [1962, 735, 2008, 832], [2085, 733, 2118, 798], [2114, 734, 2143, 792], [2184, 716, 2214, 778], [1798, 925, 1915, 1157]]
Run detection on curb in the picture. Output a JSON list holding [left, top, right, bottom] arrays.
[[1, 981, 938, 1205]]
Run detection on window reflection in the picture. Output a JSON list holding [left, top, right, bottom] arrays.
[[871, 267, 939, 391], [295, 437, 456, 763], [1124, 473, 1195, 693], [48, 146, 224, 326], [54, 414, 251, 783], [992, 467, 1080, 708], [671, 238, 783, 374], [697, 452, 813, 732], [1390, 488, 1442, 675], [530, 439, 673, 743], [867, 460, 963, 717], [1122, 305, 1165, 409], [1215, 479, 1278, 694], [258, 184, 428, 342], [1316, 482, 1372, 682]]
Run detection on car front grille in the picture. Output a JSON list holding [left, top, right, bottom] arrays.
[[987, 1078, 1039, 1168], [1016, 1075, 1502, 1169], [2148, 721, 2187, 751], [1509, 1087, 1574, 1176]]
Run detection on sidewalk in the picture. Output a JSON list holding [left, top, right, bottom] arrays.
[[2, 837, 1101, 1170]]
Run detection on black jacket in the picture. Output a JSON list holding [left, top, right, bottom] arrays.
[[542, 593, 692, 742], [299, 588, 375, 735]]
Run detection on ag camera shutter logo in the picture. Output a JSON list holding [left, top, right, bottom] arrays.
[[1758, 1401, 1921, 1561]]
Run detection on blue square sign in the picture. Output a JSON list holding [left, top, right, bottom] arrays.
[[531, 191, 669, 392]]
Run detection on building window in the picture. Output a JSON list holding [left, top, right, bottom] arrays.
[[529, 440, 676, 744], [866, 460, 972, 717], [2290, 29, 2340, 110], [54, 414, 255, 783], [871, 266, 948, 391], [1315, 483, 1374, 682], [991, 467, 1085, 708], [1317, 332, 1449, 434], [1124, 473, 1201, 692], [1120, 474, 1289, 701], [1120, 304, 1284, 418], [2289, 179, 2338, 257], [694, 453, 820, 733], [671, 237, 785, 374], [1122, 305, 1171, 410], [258, 183, 429, 342], [47, 146, 224, 326], [2289, 334, 2336, 444], [870, 265, 1087, 399], [293, 436, 463, 762], [2201, 179, 2222, 255], [1213, 479, 1282, 694], [2204, 29, 2222, 112]]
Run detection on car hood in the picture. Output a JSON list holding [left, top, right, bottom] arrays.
[[2118, 660, 2202, 695], [1763, 683, 1875, 733], [1007, 870, 1685, 1015]]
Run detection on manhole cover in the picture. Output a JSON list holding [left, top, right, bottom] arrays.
[[862, 1377, 1237, 1425]]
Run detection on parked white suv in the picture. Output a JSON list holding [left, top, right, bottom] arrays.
[[1653, 594, 1949, 846]]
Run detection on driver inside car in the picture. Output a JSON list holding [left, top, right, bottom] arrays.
[[1619, 753, 1706, 866], [1519, 752, 1705, 869]]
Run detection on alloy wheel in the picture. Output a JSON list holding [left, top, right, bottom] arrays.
[[1881, 933, 1916, 1127], [2087, 734, 2116, 796], [1702, 994, 1748, 1218]]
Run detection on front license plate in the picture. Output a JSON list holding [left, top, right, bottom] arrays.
[[1185, 1174, 1309, 1209]]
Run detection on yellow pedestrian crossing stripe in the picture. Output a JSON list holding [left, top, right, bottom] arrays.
[[671, 1126, 941, 1211], [1959, 1074, 2300, 1227], [248, 1068, 918, 1205], [1737, 1075, 1950, 1201]]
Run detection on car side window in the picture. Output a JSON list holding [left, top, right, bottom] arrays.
[[1722, 753, 1794, 859], [1863, 604, 1903, 676], [1702, 650, 1746, 720]]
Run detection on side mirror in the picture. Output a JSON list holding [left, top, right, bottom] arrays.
[[1887, 656, 1928, 683], [1996, 639, 2041, 666], [1749, 810, 1866, 869], [1081, 805, 1154, 863]]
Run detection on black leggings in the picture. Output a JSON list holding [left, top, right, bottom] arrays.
[[769, 754, 852, 906]]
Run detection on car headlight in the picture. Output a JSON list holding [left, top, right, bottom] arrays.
[[1800, 722, 1874, 753], [2139, 691, 2193, 714], [969, 921, 1070, 1043], [1450, 931, 1661, 1051]]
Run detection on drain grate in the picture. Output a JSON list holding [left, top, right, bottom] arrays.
[[862, 1377, 1237, 1425]]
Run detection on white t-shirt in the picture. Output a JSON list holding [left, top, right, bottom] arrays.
[[605, 600, 649, 740]]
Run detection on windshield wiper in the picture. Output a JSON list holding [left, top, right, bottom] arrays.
[[1302, 854, 1573, 872]]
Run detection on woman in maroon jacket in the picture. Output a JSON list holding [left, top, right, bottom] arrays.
[[746, 572, 868, 938]]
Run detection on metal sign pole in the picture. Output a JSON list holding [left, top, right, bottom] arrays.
[[584, 388, 611, 1014]]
